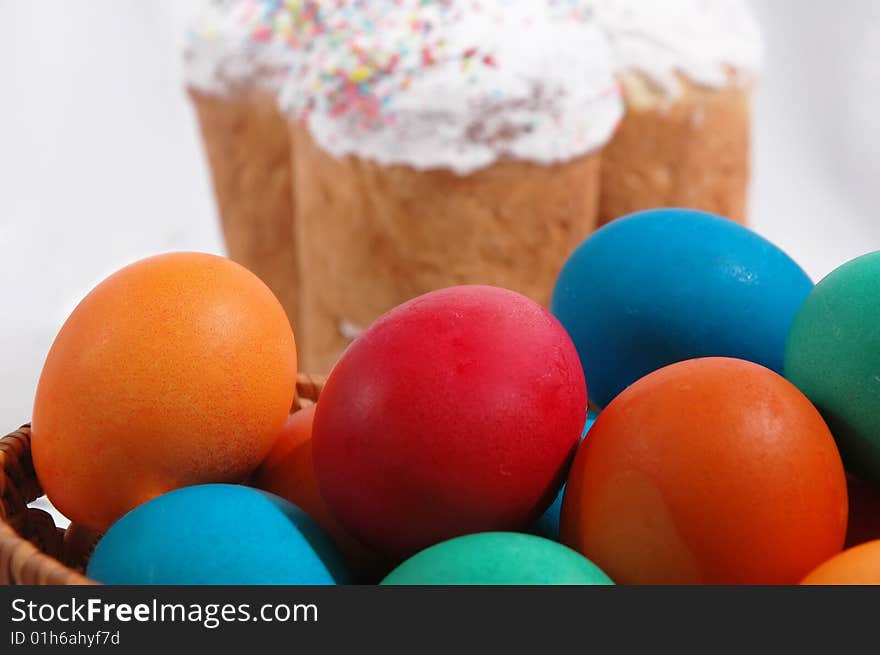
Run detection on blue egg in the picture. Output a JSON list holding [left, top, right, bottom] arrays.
[[87, 484, 349, 585], [551, 209, 813, 408], [531, 411, 597, 541]]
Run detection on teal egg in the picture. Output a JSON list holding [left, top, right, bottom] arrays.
[[380, 532, 613, 585], [552, 209, 813, 408], [785, 252, 880, 483], [87, 484, 349, 585]]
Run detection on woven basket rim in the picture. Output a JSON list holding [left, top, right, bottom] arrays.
[[0, 373, 325, 585]]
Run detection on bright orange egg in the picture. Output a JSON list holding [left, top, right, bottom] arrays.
[[252, 405, 387, 580], [802, 540, 880, 585], [561, 357, 848, 585], [32, 252, 297, 531], [253, 406, 334, 533]]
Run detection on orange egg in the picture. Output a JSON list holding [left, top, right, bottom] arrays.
[[802, 540, 880, 584], [252, 405, 387, 580], [32, 252, 297, 532], [561, 357, 848, 585]]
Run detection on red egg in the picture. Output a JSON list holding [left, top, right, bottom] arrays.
[[313, 286, 587, 560]]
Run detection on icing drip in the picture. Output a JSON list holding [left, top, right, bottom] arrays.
[[591, 0, 763, 94], [282, 0, 624, 174]]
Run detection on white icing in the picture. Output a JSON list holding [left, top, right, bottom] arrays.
[[284, 1, 624, 175], [591, 0, 763, 93], [185, 0, 759, 170], [183, 0, 299, 95]]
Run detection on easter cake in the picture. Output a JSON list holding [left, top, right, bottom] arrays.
[[184, 0, 763, 372], [285, 1, 623, 372], [594, 0, 762, 226]]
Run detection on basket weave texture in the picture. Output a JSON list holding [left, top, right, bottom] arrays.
[[0, 373, 325, 585]]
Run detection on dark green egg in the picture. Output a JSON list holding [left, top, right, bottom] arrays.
[[785, 252, 880, 482]]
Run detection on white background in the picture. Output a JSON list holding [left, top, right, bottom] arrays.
[[1, 0, 879, 433]]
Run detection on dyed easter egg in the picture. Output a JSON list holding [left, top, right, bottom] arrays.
[[380, 532, 613, 585], [87, 484, 348, 585], [313, 286, 587, 560], [785, 252, 880, 483], [801, 540, 880, 585], [252, 405, 387, 579], [532, 411, 597, 541], [552, 208, 813, 407], [561, 357, 847, 585], [31, 252, 297, 531]]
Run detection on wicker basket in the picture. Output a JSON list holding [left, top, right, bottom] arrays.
[[0, 373, 325, 585]]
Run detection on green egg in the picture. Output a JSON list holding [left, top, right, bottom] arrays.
[[785, 251, 880, 482], [380, 532, 613, 585]]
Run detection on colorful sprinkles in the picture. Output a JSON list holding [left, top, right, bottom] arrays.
[[285, 1, 606, 123], [190, 0, 325, 50], [188, 1, 624, 173]]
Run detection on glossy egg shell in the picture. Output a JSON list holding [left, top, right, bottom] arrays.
[[561, 357, 847, 584], [87, 484, 349, 585], [380, 532, 613, 585], [31, 252, 298, 531], [552, 208, 813, 407], [313, 286, 587, 560], [785, 252, 880, 483]]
